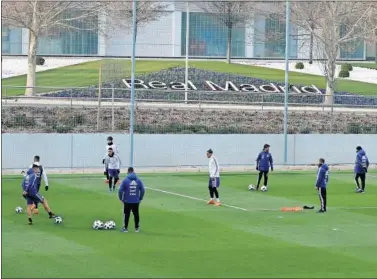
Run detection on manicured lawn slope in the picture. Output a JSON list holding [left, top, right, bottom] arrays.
[[2, 60, 377, 96]]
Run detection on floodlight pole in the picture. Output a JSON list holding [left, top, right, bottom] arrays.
[[283, 0, 291, 165], [184, 1, 190, 104], [129, 0, 137, 167]]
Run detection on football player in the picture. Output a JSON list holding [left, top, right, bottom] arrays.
[[104, 148, 122, 192], [255, 144, 274, 191], [102, 136, 119, 183], [206, 149, 221, 206]]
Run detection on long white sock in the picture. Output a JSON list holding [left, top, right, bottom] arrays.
[[216, 198, 220, 202]]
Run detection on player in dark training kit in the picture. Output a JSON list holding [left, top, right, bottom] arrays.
[[118, 167, 145, 233], [315, 158, 329, 213], [255, 144, 274, 190], [22, 155, 49, 214], [354, 146, 369, 193], [22, 163, 56, 225]]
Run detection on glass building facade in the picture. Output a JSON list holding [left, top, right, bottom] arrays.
[[1, 12, 98, 56], [181, 12, 246, 57], [1, 10, 369, 59], [2, 27, 22, 54], [253, 15, 298, 58]]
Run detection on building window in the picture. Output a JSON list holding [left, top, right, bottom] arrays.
[[1, 26, 22, 55], [339, 25, 364, 60], [254, 16, 297, 58], [181, 12, 245, 57], [37, 11, 99, 55]]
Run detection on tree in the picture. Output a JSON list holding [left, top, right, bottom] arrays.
[[199, 1, 255, 63], [1, 1, 104, 96], [288, 1, 375, 104], [106, 1, 169, 41], [365, 3, 377, 63]]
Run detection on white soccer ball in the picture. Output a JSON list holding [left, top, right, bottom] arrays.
[[92, 220, 104, 230], [104, 222, 111, 230], [15, 206, 23, 214], [248, 184, 255, 191], [55, 216, 63, 224], [104, 221, 116, 230], [261, 186, 268, 192]]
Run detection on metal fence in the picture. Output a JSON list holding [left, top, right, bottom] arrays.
[[2, 93, 377, 134]]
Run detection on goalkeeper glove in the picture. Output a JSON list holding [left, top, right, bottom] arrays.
[[256, 166, 259, 171], [102, 159, 105, 164], [271, 167, 274, 171], [104, 171, 107, 176], [45, 186, 49, 191]]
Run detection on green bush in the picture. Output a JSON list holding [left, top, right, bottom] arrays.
[[341, 63, 353, 71], [338, 70, 350, 78], [295, 62, 304, 69]]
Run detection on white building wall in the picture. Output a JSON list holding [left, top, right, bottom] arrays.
[[2, 134, 377, 169], [296, 27, 324, 60], [105, 11, 176, 57]]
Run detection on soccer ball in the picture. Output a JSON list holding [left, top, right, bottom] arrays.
[[55, 216, 63, 224], [15, 206, 23, 214], [108, 220, 116, 229], [104, 221, 116, 230], [92, 220, 104, 230], [104, 222, 112, 230], [248, 184, 255, 191], [261, 186, 268, 192]]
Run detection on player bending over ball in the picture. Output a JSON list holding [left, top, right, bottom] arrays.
[[255, 144, 274, 191], [104, 148, 122, 192], [354, 146, 369, 193], [22, 163, 56, 225], [21, 155, 49, 214], [102, 136, 119, 183], [206, 149, 221, 206]]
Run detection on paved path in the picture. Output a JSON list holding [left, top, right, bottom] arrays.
[[2, 97, 377, 113]]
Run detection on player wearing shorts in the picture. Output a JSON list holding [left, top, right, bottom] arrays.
[[104, 148, 122, 192], [102, 136, 119, 183], [22, 163, 56, 225], [206, 149, 221, 206], [22, 155, 49, 214], [255, 144, 274, 191]]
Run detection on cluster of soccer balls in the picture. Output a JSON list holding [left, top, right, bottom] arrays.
[[92, 220, 116, 230], [15, 206, 63, 224], [248, 185, 268, 192]]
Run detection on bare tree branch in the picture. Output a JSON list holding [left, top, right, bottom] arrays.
[[284, 1, 375, 104], [1, 1, 106, 96], [198, 1, 256, 63], [105, 1, 169, 39]]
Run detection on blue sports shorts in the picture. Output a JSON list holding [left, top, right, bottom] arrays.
[[208, 177, 220, 188], [108, 169, 120, 178], [25, 193, 44, 205]]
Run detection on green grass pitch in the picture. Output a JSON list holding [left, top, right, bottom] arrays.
[[2, 171, 377, 278], [2, 60, 377, 96]]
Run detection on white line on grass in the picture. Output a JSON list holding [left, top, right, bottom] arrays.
[[146, 187, 250, 211], [146, 187, 377, 212]]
